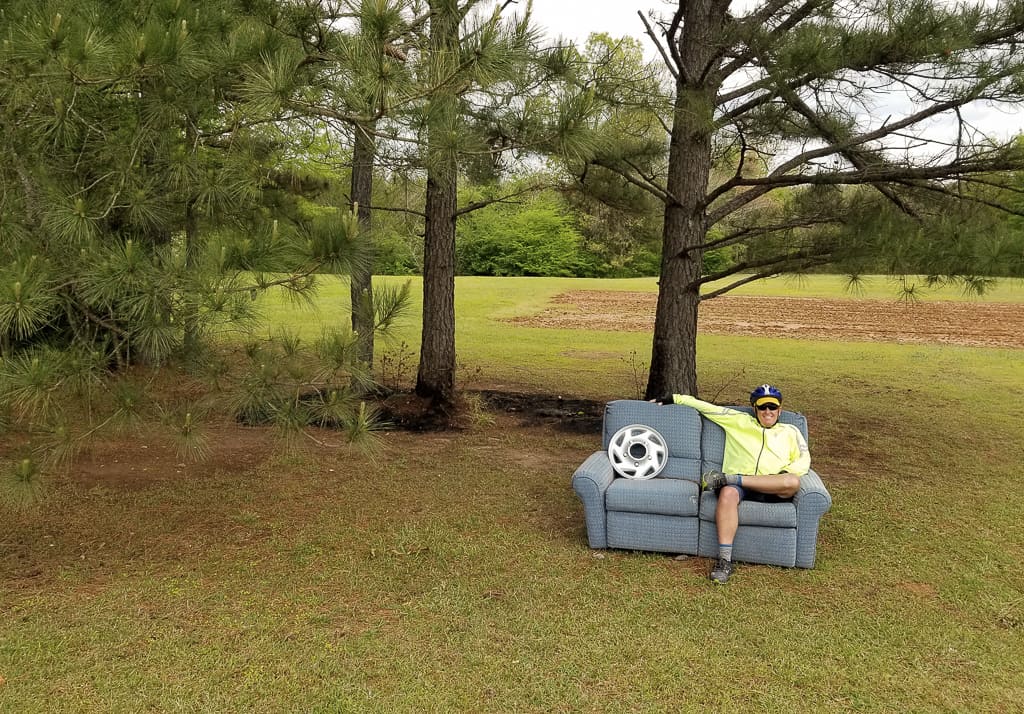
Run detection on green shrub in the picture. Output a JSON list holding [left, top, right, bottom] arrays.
[[373, 229, 421, 275], [456, 197, 601, 277], [702, 247, 734, 275]]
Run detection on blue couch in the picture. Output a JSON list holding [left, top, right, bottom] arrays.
[[571, 399, 832, 568]]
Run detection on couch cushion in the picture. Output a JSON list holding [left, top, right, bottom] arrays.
[[660, 456, 701, 481], [699, 491, 797, 528], [602, 400, 702, 480], [607, 477, 699, 517]]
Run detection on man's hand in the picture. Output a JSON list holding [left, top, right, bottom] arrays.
[[651, 393, 676, 405]]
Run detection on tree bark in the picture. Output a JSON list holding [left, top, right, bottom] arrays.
[[415, 0, 459, 409], [415, 168, 457, 406], [645, 0, 727, 400], [350, 120, 376, 369]]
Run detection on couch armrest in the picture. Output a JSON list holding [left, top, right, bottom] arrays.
[[793, 469, 831, 514], [792, 468, 831, 568], [571, 451, 616, 549]]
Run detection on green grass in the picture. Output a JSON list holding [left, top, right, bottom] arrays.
[[2, 275, 1024, 712], [258, 273, 1024, 398]]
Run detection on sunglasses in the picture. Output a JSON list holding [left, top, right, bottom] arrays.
[[755, 403, 780, 411]]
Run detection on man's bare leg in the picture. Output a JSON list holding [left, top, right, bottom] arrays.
[[710, 474, 800, 584], [735, 473, 800, 498]]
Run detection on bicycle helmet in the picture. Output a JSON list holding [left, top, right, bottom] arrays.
[[749, 383, 782, 407]]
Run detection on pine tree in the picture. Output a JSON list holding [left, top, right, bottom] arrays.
[[236, 1, 604, 412], [565, 0, 1024, 397], [0, 0, 406, 501], [413, 0, 552, 409]]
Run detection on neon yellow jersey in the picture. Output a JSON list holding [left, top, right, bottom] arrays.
[[672, 395, 810, 476]]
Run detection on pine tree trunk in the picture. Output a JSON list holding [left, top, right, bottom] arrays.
[[415, 0, 459, 409], [645, 0, 727, 400], [416, 169, 457, 406], [350, 120, 376, 370], [183, 197, 200, 353]]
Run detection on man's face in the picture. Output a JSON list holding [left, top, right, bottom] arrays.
[[755, 402, 780, 427]]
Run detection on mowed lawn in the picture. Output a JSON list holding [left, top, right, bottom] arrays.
[[2, 275, 1023, 712]]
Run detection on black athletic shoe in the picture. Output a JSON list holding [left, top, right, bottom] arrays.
[[709, 558, 734, 584], [701, 469, 727, 491]]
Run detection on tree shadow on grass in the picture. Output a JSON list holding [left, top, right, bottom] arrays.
[[376, 389, 604, 434]]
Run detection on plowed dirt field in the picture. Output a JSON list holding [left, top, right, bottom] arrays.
[[509, 292, 1024, 349]]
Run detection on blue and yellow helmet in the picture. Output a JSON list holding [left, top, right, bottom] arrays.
[[749, 384, 782, 407]]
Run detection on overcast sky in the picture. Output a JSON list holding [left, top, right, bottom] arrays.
[[528, 0, 658, 52], [527, 0, 1006, 46]]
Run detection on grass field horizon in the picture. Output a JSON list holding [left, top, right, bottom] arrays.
[[2, 274, 1022, 712]]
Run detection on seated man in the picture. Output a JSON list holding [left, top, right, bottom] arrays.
[[655, 384, 810, 584]]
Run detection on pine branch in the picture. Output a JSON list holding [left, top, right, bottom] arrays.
[[362, 203, 427, 219], [717, 2, 1024, 121], [772, 78, 919, 216], [706, 73, 1022, 223], [894, 178, 1024, 218], [699, 251, 835, 299], [720, 1, 827, 82], [588, 157, 674, 205], [71, 299, 130, 340], [638, 10, 678, 82], [696, 216, 841, 255], [454, 182, 551, 217]]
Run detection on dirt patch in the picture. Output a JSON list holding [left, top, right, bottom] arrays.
[[375, 389, 604, 433], [72, 423, 278, 491], [508, 292, 1024, 348], [477, 390, 604, 433], [0, 390, 601, 497]]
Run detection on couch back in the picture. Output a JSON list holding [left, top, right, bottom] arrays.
[[602, 400, 702, 481], [603, 400, 808, 480]]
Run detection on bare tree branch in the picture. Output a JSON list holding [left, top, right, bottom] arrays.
[[639, 10, 679, 81]]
